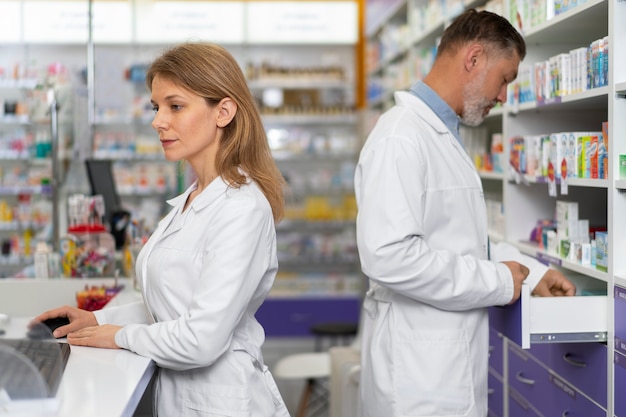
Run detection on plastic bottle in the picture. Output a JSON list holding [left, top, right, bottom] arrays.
[[34, 241, 50, 279]]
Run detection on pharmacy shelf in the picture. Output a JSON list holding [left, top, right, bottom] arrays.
[[513, 240, 609, 282]]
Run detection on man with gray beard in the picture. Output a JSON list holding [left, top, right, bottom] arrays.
[[354, 9, 576, 417]]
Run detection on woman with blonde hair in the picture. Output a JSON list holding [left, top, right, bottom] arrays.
[[34, 42, 290, 417]]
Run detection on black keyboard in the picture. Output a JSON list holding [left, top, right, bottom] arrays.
[[0, 338, 71, 399]]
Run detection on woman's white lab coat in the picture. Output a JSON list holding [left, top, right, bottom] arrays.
[[94, 177, 290, 417], [354, 92, 547, 417]]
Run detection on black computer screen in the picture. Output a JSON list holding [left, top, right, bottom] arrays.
[[84, 159, 121, 226]]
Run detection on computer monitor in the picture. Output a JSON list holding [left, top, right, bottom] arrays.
[[84, 159, 121, 227]]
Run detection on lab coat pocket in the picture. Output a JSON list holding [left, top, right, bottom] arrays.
[[183, 384, 250, 417], [394, 331, 474, 417]]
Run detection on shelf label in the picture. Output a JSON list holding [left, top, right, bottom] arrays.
[[537, 97, 562, 107], [616, 336, 626, 357], [136, 1, 244, 43], [616, 351, 626, 371], [246, 1, 358, 44], [23, 1, 89, 43], [0, 1, 21, 43], [536, 251, 562, 266]]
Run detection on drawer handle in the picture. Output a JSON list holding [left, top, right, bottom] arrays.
[[515, 371, 535, 385], [563, 353, 587, 368], [562, 411, 571, 417], [488, 388, 495, 395]]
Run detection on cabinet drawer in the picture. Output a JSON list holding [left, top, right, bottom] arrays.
[[490, 285, 607, 349], [487, 369, 503, 417], [547, 343, 607, 407], [508, 343, 554, 415], [508, 388, 543, 417], [540, 372, 606, 417], [509, 341, 606, 417], [489, 327, 504, 375], [256, 297, 360, 337], [615, 351, 626, 417]]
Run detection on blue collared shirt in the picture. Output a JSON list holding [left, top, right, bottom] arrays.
[[409, 81, 463, 147]]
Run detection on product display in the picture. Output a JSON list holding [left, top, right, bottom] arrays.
[[60, 194, 115, 278]]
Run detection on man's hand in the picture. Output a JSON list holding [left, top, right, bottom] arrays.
[[532, 269, 576, 296], [502, 261, 529, 304]]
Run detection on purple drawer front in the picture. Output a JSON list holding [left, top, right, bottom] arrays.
[[547, 342, 607, 407], [508, 388, 542, 417], [539, 373, 606, 417], [256, 297, 360, 337], [508, 343, 555, 415]]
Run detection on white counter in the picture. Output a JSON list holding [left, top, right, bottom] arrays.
[[0, 278, 155, 417]]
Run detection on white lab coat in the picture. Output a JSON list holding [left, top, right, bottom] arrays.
[[354, 92, 547, 417], [94, 176, 290, 417]]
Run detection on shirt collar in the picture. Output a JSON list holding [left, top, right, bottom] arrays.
[[409, 81, 463, 146]]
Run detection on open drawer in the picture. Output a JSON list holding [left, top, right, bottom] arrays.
[[489, 284, 608, 349]]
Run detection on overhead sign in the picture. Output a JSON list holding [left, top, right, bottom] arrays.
[[246, 1, 358, 44], [135, 1, 245, 44], [23, 0, 89, 43], [92, 1, 133, 43], [0, 1, 21, 43]]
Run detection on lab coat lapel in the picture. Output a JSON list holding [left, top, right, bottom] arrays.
[[403, 92, 479, 180]]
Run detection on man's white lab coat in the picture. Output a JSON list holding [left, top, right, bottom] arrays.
[[354, 92, 547, 417], [94, 177, 289, 417]]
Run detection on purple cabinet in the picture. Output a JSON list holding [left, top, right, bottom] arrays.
[[256, 296, 361, 337], [616, 352, 626, 416]]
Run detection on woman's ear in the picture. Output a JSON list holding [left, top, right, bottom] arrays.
[[216, 97, 237, 128]]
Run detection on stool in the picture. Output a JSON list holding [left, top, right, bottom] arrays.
[[310, 322, 359, 352], [273, 321, 359, 417]]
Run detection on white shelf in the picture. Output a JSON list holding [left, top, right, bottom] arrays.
[[479, 171, 504, 181], [616, 179, 626, 190], [513, 241, 609, 282], [523, 0, 608, 45], [616, 276, 626, 289], [513, 175, 608, 188], [506, 86, 609, 114], [248, 79, 351, 90], [261, 113, 358, 125], [409, 21, 445, 48]]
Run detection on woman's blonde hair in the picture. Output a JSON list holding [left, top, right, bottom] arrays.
[[146, 42, 285, 222]]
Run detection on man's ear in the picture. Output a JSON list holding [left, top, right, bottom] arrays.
[[464, 44, 484, 72], [216, 97, 237, 128]]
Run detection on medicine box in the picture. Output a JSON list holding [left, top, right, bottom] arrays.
[[595, 231, 608, 272], [556, 200, 579, 242]]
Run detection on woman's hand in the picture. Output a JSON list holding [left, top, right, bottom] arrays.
[[67, 324, 122, 349], [31, 305, 97, 338]]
